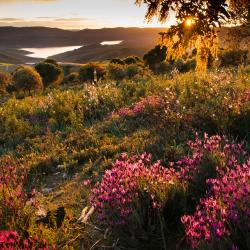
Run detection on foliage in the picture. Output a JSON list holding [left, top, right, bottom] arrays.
[[63, 72, 80, 85], [106, 63, 126, 82], [110, 58, 125, 65], [12, 66, 43, 94], [0, 230, 55, 249], [0, 70, 11, 94], [0, 67, 249, 249], [124, 56, 141, 65], [220, 50, 249, 67], [143, 45, 167, 71], [35, 61, 63, 88], [78, 62, 106, 83], [136, 0, 250, 71]]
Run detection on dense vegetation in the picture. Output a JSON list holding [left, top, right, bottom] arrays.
[[0, 55, 250, 249]]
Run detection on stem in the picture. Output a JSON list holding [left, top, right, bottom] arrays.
[[159, 212, 167, 250]]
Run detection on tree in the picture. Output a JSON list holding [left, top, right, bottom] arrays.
[[43, 58, 59, 66], [0, 71, 11, 94], [79, 63, 106, 83], [143, 45, 167, 71], [35, 61, 63, 88], [12, 66, 43, 94], [136, 0, 250, 71]]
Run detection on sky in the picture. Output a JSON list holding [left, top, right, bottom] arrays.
[[0, 0, 175, 30]]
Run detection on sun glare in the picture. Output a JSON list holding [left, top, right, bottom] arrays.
[[185, 17, 194, 27]]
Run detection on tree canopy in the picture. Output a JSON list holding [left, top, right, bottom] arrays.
[[12, 66, 43, 94], [136, 0, 250, 71], [35, 61, 63, 88]]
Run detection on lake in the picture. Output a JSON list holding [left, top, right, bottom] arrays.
[[101, 40, 123, 45], [20, 46, 83, 58]]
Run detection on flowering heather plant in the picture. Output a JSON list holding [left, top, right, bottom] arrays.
[[90, 153, 184, 227], [181, 160, 250, 249], [0, 165, 36, 228], [0, 230, 55, 249], [111, 95, 164, 118], [173, 133, 247, 183]]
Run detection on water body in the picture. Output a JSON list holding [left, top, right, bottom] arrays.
[[20, 46, 83, 58], [100, 40, 123, 45]]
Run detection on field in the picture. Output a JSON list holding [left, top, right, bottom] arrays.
[[0, 63, 250, 249]]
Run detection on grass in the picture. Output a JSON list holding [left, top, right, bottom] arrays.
[[0, 67, 250, 249]]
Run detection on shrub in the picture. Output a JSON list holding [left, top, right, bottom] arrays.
[[143, 45, 167, 71], [90, 153, 185, 227], [182, 160, 250, 249], [0, 70, 11, 94], [220, 50, 249, 67], [125, 64, 141, 79], [79, 63, 106, 83], [0, 230, 55, 249], [0, 165, 36, 229], [110, 58, 125, 65], [124, 56, 141, 65], [12, 66, 43, 94], [63, 72, 80, 85], [43, 58, 59, 66], [35, 61, 63, 88], [106, 64, 126, 82]]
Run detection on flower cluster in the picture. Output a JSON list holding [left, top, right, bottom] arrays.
[[181, 160, 250, 249], [90, 153, 181, 226], [0, 230, 55, 250], [111, 95, 164, 118], [173, 133, 246, 182], [0, 165, 36, 228]]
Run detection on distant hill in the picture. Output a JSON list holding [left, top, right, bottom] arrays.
[[1, 26, 247, 65], [0, 26, 166, 64]]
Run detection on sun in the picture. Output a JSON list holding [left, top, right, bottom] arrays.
[[185, 17, 194, 27]]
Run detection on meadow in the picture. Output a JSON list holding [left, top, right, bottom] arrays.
[[0, 60, 250, 249]]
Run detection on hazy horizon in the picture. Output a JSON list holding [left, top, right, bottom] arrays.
[[0, 0, 175, 29]]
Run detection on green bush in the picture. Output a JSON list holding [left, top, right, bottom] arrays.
[[106, 63, 126, 81], [143, 45, 167, 71], [220, 50, 248, 67], [12, 66, 43, 94], [63, 72, 80, 85], [110, 58, 125, 65], [124, 56, 141, 65], [125, 64, 142, 79], [78, 63, 106, 83], [35, 61, 63, 88], [0, 70, 11, 94]]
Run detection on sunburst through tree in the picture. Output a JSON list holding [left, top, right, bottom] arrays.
[[136, 0, 250, 71]]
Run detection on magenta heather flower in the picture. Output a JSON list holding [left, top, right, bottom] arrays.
[[0, 230, 54, 250], [90, 153, 181, 226], [181, 160, 250, 249], [111, 95, 164, 118]]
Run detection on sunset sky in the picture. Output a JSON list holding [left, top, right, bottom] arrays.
[[0, 0, 175, 29]]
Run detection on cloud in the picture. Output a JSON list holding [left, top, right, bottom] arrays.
[[0, 18, 24, 21], [0, 16, 98, 29], [54, 18, 87, 22]]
